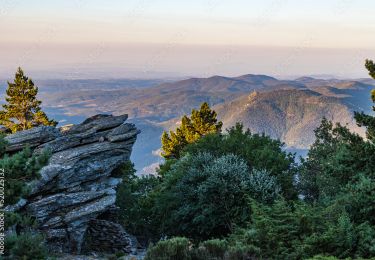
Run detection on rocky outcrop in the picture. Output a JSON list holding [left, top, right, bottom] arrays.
[[5, 114, 140, 254]]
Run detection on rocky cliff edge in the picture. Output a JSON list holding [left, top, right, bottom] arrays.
[[5, 114, 140, 255]]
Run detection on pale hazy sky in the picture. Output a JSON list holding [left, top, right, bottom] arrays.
[[1, 0, 375, 79]]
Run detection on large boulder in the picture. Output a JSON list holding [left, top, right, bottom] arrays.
[[5, 114, 140, 254]]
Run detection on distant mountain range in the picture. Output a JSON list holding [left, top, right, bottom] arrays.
[[23, 74, 375, 173]]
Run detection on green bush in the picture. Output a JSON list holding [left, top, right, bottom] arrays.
[[306, 256, 340, 260], [298, 118, 375, 202], [183, 123, 297, 200], [141, 173, 375, 259], [194, 239, 258, 260], [144, 237, 260, 260], [155, 153, 254, 239], [354, 222, 375, 258], [144, 237, 191, 260], [5, 212, 37, 230], [1, 147, 50, 206], [343, 174, 375, 225], [5, 232, 47, 260], [248, 169, 280, 203], [0, 136, 51, 259], [225, 244, 259, 260], [197, 239, 227, 259], [296, 115, 375, 259], [115, 161, 161, 240]]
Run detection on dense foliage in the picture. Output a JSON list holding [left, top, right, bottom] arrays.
[[1, 146, 50, 206], [144, 237, 259, 260], [4, 232, 48, 260], [298, 118, 374, 202], [0, 136, 51, 259], [119, 116, 297, 242], [182, 123, 297, 200], [161, 102, 222, 159], [115, 161, 161, 243], [145, 237, 192, 260], [0, 67, 56, 133], [120, 61, 375, 259], [156, 153, 261, 239]]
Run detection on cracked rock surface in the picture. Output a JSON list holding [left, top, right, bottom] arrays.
[[5, 114, 140, 254]]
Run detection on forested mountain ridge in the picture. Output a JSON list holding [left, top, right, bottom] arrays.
[[215, 88, 366, 148], [11, 74, 374, 172]]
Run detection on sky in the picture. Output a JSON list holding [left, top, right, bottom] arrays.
[[1, 0, 375, 79]]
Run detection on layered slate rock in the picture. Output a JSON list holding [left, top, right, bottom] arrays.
[[5, 114, 140, 254], [82, 219, 135, 254]]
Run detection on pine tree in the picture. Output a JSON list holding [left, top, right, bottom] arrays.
[[0, 67, 57, 133], [161, 102, 222, 159], [354, 60, 375, 142]]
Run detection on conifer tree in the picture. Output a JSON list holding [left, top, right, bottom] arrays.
[[161, 102, 222, 159], [0, 67, 57, 133], [354, 60, 375, 142]]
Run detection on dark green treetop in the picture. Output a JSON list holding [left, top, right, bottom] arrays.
[[0, 67, 57, 133]]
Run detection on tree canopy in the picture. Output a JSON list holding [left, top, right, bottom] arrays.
[[161, 102, 222, 159], [95, 61, 375, 259], [0, 67, 57, 133]]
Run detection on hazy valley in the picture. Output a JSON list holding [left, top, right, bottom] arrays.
[[4, 74, 373, 173]]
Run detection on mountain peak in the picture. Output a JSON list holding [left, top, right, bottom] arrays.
[[236, 74, 278, 82], [295, 76, 317, 82]]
